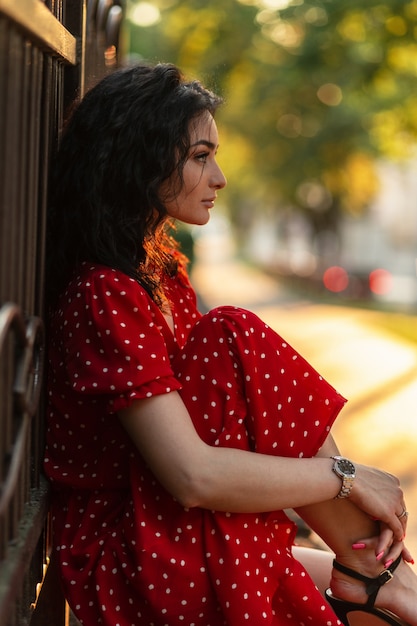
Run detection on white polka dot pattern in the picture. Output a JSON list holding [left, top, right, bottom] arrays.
[[44, 263, 345, 625]]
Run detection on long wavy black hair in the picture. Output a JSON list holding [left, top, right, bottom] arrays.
[[46, 62, 222, 306]]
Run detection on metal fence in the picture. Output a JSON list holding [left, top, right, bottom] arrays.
[[0, 1, 122, 623]]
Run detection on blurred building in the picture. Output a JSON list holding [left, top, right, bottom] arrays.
[[246, 159, 417, 309]]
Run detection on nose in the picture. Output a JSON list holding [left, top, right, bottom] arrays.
[[211, 161, 227, 190]]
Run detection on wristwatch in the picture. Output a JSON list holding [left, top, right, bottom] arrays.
[[331, 455, 356, 499]]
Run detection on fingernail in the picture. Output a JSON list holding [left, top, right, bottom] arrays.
[[376, 551, 384, 561], [352, 543, 366, 550], [384, 559, 393, 568]]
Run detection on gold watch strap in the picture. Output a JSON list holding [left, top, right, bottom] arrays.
[[335, 475, 354, 499]]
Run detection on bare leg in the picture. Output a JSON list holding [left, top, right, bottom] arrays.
[[293, 546, 387, 626], [294, 436, 417, 625], [292, 545, 334, 596]]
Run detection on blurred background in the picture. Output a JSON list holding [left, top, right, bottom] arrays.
[[123, 0, 417, 311]]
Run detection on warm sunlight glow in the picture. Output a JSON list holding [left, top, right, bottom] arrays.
[[237, 0, 295, 7], [317, 83, 343, 106], [268, 21, 303, 47], [128, 2, 160, 27], [259, 0, 293, 8]]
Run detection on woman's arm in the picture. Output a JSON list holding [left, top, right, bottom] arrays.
[[118, 391, 405, 540]]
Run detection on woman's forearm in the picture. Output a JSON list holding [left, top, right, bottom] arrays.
[[190, 445, 341, 511], [119, 392, 341, 511], [119, 391, 405, 539]]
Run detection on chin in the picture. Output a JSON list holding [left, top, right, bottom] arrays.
[[185, 215, 210, 227], [197, 212, 211, 226], [180, 208, 211, 226]]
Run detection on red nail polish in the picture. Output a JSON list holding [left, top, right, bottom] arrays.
[[384, 559, 393, 568], [352, 543, 366, 550], [376, 551, 384, 561]]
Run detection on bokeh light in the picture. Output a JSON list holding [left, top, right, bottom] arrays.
[[323, 266, 349, 292], [369, 268, 393, 295]]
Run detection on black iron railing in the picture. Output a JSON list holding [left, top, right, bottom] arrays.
[[0, 1, 123, 623]]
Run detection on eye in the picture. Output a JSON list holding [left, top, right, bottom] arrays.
[[195, 152, 209, 164]]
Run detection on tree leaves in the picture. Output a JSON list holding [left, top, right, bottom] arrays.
[[126, 0, 417, 226]]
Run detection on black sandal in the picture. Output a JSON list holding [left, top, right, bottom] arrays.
[[325, 555, 409, 625]]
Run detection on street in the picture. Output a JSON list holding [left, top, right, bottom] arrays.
[[191, 234, 417, 560]]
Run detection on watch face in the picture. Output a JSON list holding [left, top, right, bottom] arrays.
[[336, 458, 355, 477]]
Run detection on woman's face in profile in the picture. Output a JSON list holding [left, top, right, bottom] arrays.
[[162, 113, 227, 226]]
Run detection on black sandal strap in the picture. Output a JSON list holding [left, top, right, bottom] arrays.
[[332, 554, 402, 607]]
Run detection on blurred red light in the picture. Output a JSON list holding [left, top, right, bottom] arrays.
[[369, 268, 392, 295], [323, 266, 349, 293]]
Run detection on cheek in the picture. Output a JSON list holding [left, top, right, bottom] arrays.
[[182, 163, 203, 193], [165, 199, 181, 219]]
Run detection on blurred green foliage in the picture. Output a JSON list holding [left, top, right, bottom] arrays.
[[125, 0, 417, 232]]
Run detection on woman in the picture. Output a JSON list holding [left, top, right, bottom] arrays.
[[44, 62, 417, 625]]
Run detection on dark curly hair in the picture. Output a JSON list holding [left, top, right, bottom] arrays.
[[46, 62, 222, 305]]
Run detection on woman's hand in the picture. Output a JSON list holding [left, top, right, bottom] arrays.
[[353, 523, 414, 567], [350, 464, 407, 543]]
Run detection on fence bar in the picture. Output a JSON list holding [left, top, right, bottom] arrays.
[[0, 0, 77, 64], [0, 0, 123, 622]]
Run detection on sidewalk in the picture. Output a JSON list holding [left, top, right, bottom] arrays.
[[191, 240, 417, 558]]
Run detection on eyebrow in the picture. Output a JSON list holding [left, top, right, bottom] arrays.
[[190, 140, 218, 150]]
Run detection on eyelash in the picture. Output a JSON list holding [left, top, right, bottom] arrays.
[[195, 152, 209, 164]]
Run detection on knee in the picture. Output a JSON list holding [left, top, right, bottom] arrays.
[[203, 306, 263, 328]]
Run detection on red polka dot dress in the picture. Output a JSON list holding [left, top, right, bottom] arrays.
[[44, 262, 346, 625]]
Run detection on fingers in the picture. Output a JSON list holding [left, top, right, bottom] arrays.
[[386, 516, 404, 542], [397, 505, 409, 531], [375, 524, 395, 559], [378, 474, 406, 540], [402, 544, 415, 564], [352, 530, 403, 567], [390, 503, 409, 542], [375, 539, 414, 567], [353, 521, 414, 567], [358, 525, 399, 562], [352, 464, 408, 542], [393, 513, 407, 542], [380, 506, 405, 543]]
